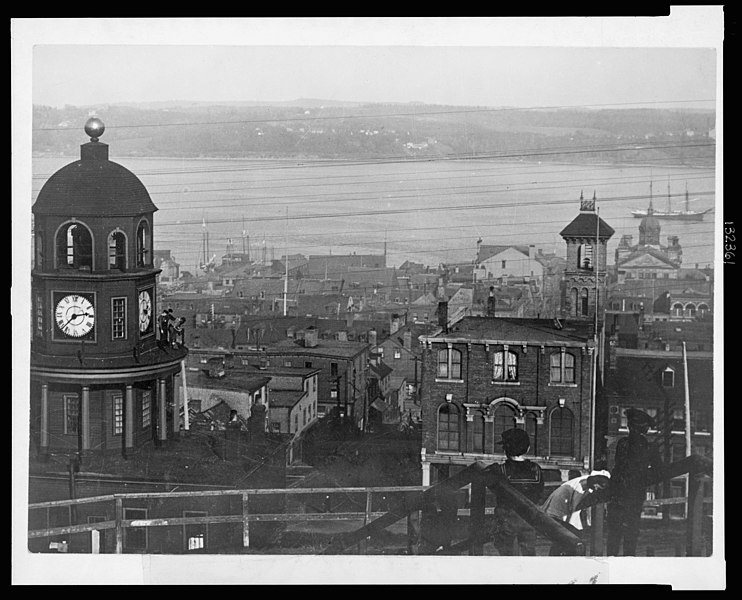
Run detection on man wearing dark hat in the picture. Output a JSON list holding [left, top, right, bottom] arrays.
[[606, 408, 664, 556], [489, 427, 544, 555]]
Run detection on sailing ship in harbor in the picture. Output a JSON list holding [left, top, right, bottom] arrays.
[[632, 181, 711, 221]]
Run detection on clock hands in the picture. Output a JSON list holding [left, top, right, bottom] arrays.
[[62, 311, 94, 328]]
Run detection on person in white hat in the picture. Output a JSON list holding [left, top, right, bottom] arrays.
[[542, 471, 611, 555]]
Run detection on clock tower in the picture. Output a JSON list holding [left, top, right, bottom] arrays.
[[30, 118, 188, 460]]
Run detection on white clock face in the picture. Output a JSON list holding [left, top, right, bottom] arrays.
[[138, 290, 153, 333], [55, 294, 95, 338]]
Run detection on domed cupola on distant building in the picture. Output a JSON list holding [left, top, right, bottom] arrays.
[[31, 118, 188, 460], [559, 191, 615, 321], [638, 186, 661, 247]]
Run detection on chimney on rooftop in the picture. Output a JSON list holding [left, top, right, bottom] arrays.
[[403, 330, 412, 350], [304, 326, 318, 348], [437, 300, 449, 333], [487, 286, 496, 317]]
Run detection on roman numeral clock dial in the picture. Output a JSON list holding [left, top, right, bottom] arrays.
[[54, 294, 95, 339], [138, 289, 153, 334]]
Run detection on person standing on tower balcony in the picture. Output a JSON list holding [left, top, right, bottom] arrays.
[[171, 316, 186, 348], [158, 309, 174, 347], [606, 408, 665, 556]]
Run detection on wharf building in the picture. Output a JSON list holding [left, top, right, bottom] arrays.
[[30, 119, 188, 460]]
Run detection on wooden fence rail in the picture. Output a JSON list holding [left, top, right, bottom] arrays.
[[27, 455, 713, 556], [28, 485, 428, 553]]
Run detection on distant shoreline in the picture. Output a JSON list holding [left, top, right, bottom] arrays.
[[32, 152, 715, 171]]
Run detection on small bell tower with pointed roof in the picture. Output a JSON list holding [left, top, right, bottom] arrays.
[[559, 191, 615, 321]]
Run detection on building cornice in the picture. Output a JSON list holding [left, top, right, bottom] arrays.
[[31, 357, 184, 384], [421, 337, 592, 349]]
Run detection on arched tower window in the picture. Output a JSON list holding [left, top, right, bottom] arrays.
[[580, 288, 589, 316], [492, 402, 517, 445], [136, 219, 151, 267], [437, 403, 461, 451], [108, 229, 127, 270], [56, 222, 93, 270], [577, 243, 593, 270], [549, 406, 574, 456], [672, 303, 684, 317], [698, 303, 709, 318], [685, 303, 696, 318], [571, 288, 578, 317]]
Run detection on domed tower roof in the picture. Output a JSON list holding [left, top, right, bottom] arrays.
[[32, 118, 157, 217], [639, 186, 661, 246]]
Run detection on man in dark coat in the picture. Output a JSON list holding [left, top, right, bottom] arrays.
[[158, 308, 175, 347], [489, 427, 544, 555], [606, 408, 665, 556]]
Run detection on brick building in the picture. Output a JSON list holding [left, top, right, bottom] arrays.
[[418, 314, 597, 486]]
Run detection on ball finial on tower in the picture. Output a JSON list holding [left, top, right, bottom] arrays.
[[84, 117, 105, 142]]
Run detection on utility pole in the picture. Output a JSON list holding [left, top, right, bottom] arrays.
[[284, 208, 289, 316], [589, 199, 600, 471], [682, 341, 692, 517]]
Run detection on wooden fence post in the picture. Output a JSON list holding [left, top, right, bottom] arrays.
[[590, 503, 605, 557], [242, 492, 250, 549], [406, 493, 421, 555], [114, 497, 123, 554], [687, 474, 705, 556], [469, 480, 485, 556], [359, 490, 372, 554]]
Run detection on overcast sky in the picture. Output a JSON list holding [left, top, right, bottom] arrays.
[[14, 12, 723, 111], [31, 44, 717, 110]]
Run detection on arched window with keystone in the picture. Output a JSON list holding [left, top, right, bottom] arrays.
[[492, 401, 517, 446]]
